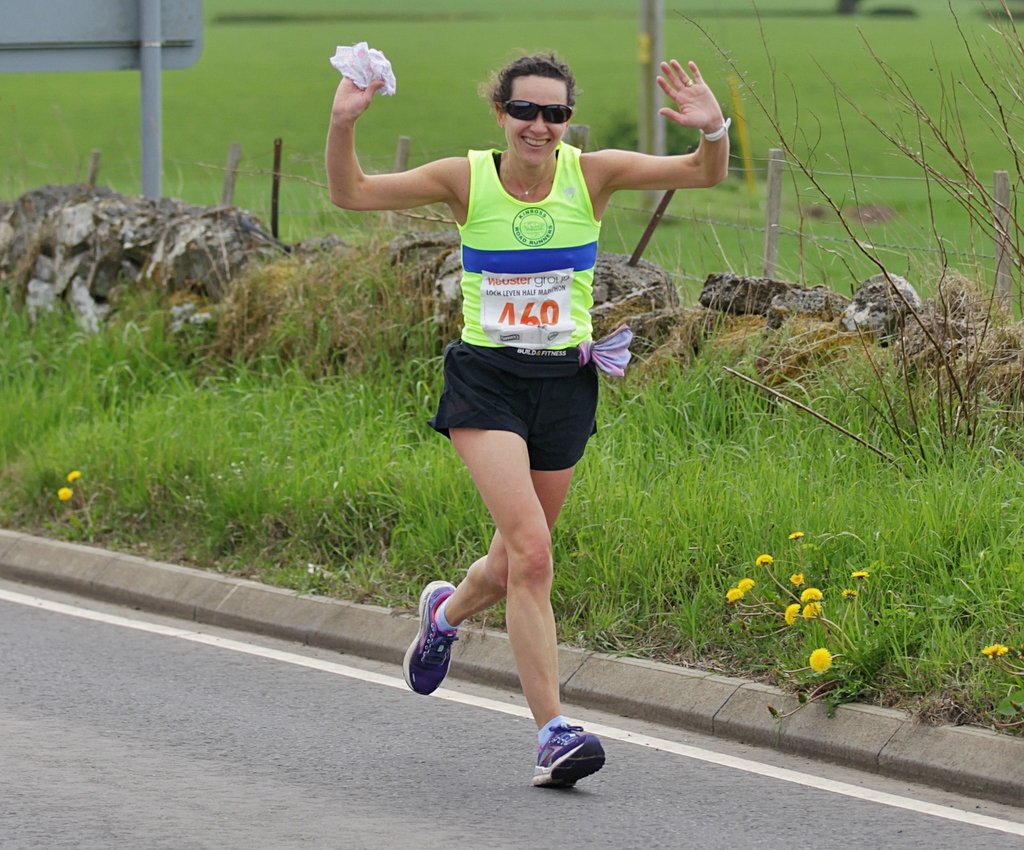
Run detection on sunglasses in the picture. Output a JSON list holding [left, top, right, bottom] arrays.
[[503, 100, 574, 124]]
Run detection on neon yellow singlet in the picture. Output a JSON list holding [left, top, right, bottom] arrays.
[[457, 143, 601, 350]]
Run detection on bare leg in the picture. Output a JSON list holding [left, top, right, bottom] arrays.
[[445, 428, 574, 728], [445, 470, 572, 623]]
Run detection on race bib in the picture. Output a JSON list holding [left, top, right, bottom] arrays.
[[479, 268, 576, 349]]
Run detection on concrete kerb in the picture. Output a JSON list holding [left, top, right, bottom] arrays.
[[779, 700, 906, 774], [0, 531, 115, 598], [714, 683, 907, 772], [91, 551, 240, 621], [309, 600, 417, 665], [880, 723, 1024, 806], [2, 529, 1024, 806], [0, 529, 23, 562], [563, 654, 746, 735]]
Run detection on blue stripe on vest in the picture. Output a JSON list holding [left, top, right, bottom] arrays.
[[462, 242, 598, 274]]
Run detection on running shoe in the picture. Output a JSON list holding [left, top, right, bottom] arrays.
[[532, 724, 605, 787], [403, 580, 458, 695]]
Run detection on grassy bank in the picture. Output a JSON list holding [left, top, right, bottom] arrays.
[[4, 237, 1024, 729]]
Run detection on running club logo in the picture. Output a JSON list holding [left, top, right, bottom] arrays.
[[511, 208, 555, 247]]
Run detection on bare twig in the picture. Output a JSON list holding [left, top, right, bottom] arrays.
[[723, 366, 895, 465], [675, 4, 1024, 459]]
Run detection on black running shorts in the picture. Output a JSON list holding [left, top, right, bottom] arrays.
[[428, 340, 599, 471]]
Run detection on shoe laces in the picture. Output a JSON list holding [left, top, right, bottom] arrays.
[[545, 724, 585, 749], [420, 622, 458, 666]]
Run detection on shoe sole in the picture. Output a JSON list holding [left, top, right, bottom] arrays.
[[532, 739, 606, 788], [402, 580, 456, 693]]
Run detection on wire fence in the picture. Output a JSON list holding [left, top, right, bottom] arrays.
[[9, 134, 1021, 307], [189, 141, 1024, 309]]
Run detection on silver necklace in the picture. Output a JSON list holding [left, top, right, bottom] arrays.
[[511, 174, 549, 197], [502, 154, 552, 198]]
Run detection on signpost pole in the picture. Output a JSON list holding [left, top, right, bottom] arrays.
[[139, 0, 162, 198]]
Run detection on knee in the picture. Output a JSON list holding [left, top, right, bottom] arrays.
[[506, 532, 553, 590]]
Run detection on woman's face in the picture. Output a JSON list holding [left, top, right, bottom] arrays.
[[498, 75, 571, 164]]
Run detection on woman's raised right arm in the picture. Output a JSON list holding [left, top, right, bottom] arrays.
[[325, 78, 467, 214]]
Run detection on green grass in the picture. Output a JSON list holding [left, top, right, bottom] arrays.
[[5, 235, 1024, 727], [2, 0, 1022, 294]]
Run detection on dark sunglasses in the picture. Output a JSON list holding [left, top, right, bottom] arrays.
[[503, 100, 574, 124]]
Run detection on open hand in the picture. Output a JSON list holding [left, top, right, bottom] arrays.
[[657, 59, 725, 135]]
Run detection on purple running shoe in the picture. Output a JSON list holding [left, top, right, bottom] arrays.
[[403, 580, 458, 695], [532, 725, 605, 788]]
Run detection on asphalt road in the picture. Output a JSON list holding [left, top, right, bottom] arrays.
[[3, 580, 1023, 850]]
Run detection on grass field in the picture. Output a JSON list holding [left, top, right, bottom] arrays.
[[2, 0, 1022, 296], [5, 0, 1024, 728]]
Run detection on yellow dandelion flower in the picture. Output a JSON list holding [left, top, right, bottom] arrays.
[[737, 578, 755, 593], [800, 587, 823, 603], [755, 554, 774, 567], [802, 602, 822, 619], [809, 648, 833, 673], [726, 587, 745, 604], [842, 589, 858, 600], [982, 644, 1010, 658], [789, 573, 805, 587], [66, 470, 82, 483], [784, 603, 800, 626], [788, 531, 804, 540], [851, 570, 870, 580], [57, 487, 73, 502]]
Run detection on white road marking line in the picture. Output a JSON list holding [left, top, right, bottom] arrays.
[[3, 586, 1022, 836]]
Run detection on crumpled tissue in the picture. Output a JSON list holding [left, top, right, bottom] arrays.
[[329, 42, 396, 96]]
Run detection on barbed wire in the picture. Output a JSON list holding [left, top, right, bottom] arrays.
[[6, 151, 1008, 270], [175, 154, 1007, 265], [172, 141, 1021, 184]]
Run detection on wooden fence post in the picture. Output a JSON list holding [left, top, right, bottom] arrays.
[[994, 169, 1012, 309], [629, 190, 674, 266], [271, 137, 282, 239], [565, 124, 590, 151], [86, 149, 102, 188], [385, 136, 411, 229], [392, 135, 410, 172], [762, 147, 785, 278], [221, 142, 242, 206]]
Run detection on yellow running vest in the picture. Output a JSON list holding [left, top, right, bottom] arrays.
[[457, 143, 601, 349]]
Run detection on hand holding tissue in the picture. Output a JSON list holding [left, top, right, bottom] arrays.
[[329, 42, 396, 96]]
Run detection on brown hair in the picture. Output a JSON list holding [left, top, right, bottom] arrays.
[[484, 52, 578, 108]]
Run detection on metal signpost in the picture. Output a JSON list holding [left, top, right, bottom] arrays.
[[0, 0, 203, 198]]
